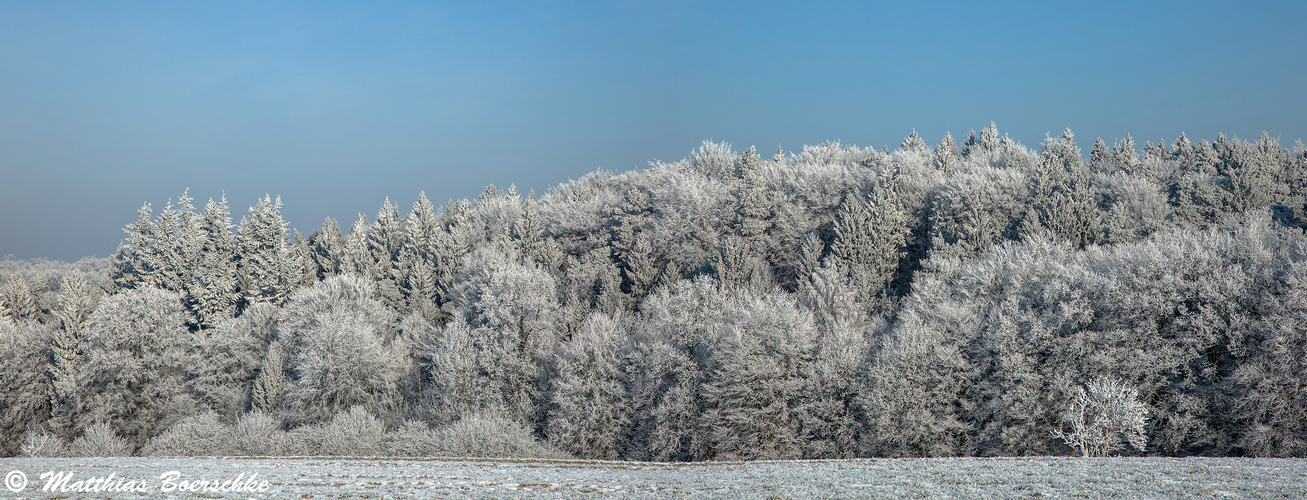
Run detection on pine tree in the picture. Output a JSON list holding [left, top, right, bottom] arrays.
[[2, 273, 39, 322], [153, 190, 204, 293], [932, 132, 962, 175], [368, 199, 408, 311], [979, 122, 1000, 153], [48, 273, 98, 437], [736, 146, 778, 241], [794, 231, 825, 291], [309, 217, 346, 281], [1090, 137, 1111, 170], [1113, 135, 1141, 175], [249, 346, 287, 415], [340, 213, 371, 276], [398, 192, 444, 321], [186, 197, 239, 328], [235, 195, 299, 308], [830, 184, 910, 311], [714, 235, 772, 294], [1021, 128, 1101, 248], [109, 203, 159, 292], [900, 129, 928, 153]]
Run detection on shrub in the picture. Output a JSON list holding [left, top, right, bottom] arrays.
[[1053, 377, 1149, 457], [141, 412, 231, 456], [69, 422, 133, 457], [20, 431, 67, 457], [228, 412, 290, 456], [433, 413, 567, 459], [382, 420, 441, 457]]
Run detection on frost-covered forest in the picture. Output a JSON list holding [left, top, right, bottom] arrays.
[[3, 124, 1307, 460]]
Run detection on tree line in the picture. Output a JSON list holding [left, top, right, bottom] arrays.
[[2, 123, 1306, 459]]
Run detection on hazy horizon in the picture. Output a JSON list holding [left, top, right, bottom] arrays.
[[3, 1, 1306, 261]]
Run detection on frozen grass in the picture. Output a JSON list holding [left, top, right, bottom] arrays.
[[4, 456, 1305, 498]]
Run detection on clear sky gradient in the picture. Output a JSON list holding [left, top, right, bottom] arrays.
[[2, 1, 1305, 261]]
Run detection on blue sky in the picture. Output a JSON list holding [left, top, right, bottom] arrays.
[[2, 1, 1305, 261]]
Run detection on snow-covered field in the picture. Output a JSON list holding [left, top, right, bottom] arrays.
[[3, 456, 1304, 499]]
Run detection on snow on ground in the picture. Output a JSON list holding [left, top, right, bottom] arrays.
[[3, 456, 1305, 499]]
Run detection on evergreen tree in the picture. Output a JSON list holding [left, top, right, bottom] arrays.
[[234, 195, 299, 308], [736, 146, 778, 241], [342, 213, 372, 275], [1021, 128, 1101, 248], [1090, 137, 1111, 170], [185, 196, 239, 328], [2, 273, 39, 322], [932, 132, 962, 175], [249, 346, 287, 415], [398, 192, 445, 321], [309, 217, 346, 281], [900, 129, 928, 153], [48, 272, 98, 437], [368, 199, 407, 311], [962, 122, 1001, 156], [831, 183, 911, 311]]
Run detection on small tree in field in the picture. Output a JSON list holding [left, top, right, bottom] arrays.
[[1053, 377, 1149, 457]]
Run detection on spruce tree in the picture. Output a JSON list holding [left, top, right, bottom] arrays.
[[186, 197, 240, 328], [2, 273, 39, 322], [368, 199, 407, 311], [900, 129, 928, 153], [1021, 128, 1101, 248], [309, 217, 346, 281], [48, 273, 98, 437], [398, 192, 444, 321], [830, 183, 910, 311], [235, 195, 299, 308], [932, 132, 962, 175]]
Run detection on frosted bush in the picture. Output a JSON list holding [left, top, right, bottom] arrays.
[[433, 413, 567, 459], [383, 420, 441, 457], [21, 431, 67, 457], [1053, 377, 1149, 457], [317, 406, 384, 456], [229, 411, 291, 456], [70, 422, 133, 457], [141, 412, 232, 456], [287, 407, 383, 456]]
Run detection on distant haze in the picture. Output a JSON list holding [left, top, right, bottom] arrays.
[[3, 1, 1305, 261]]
